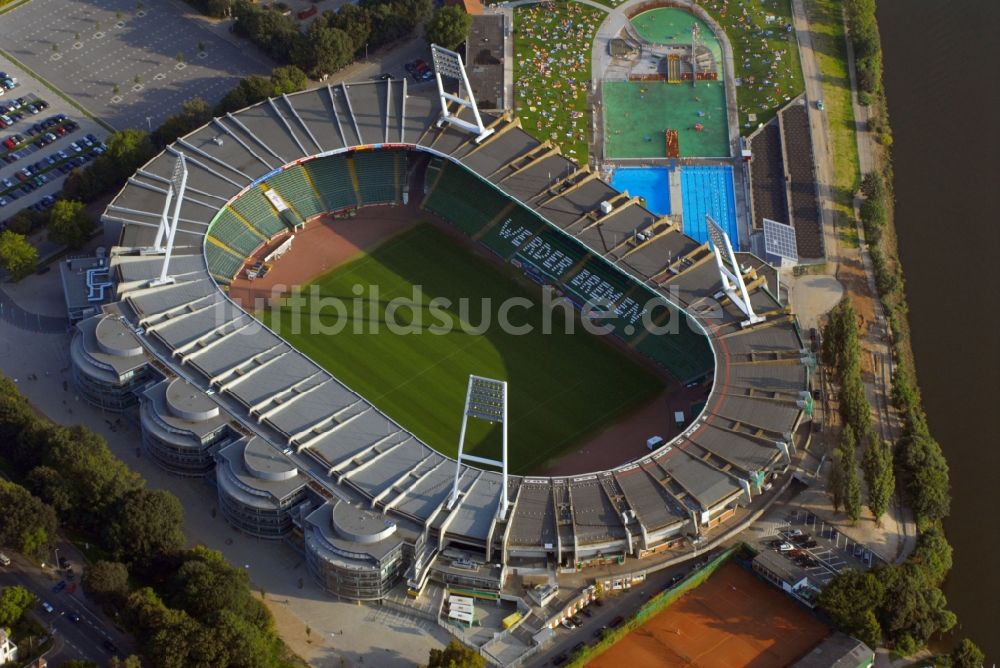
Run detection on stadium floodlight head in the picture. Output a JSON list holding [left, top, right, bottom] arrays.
[[448, 375, 509, 520], [149, 153, 188, 287], [762, 218, 798, 264], [430, 44, 495, 143], [706, 215, 763, 326]]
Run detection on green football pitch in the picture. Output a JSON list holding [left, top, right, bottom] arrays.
[[261, 224, 665, 474]]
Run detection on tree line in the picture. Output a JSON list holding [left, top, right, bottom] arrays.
[[0, 375, 300, 668], [821, 298, 894, 526]]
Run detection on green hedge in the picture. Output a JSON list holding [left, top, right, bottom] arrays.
[[566, 547, 738, 667]]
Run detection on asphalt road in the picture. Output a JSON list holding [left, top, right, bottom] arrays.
[[527, 550, 721, 667], [0, 548, 135, 665]]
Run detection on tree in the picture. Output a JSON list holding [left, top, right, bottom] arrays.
[[0, 585, 36, 626], [175, 51, 185, 64], [827, 449, 844, 512], [0, 480, 57, 559], [103, 488, 184, 565], [425, 5, 471, 50], [48, 200, 96, 249], [838, 428, 862, 522], [58, 661, 98, 668], [862, 436, 894, 525], [152, 97, 213, 148], [134, 74, 141, 85], [270, 65, 309, 94], [166, 547, 253, 621], [82, 561, 131, 609], [427, 639, 485, 668], [0, 230, 38, 280], [110, 657, 143, 668], [113, 84, 121, 96], [819, 569, 884, 647], [950, 638, 986, 668], [909, 527, 952, 586]]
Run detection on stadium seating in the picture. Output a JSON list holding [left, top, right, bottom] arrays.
[[779, 105, 824, 259], [478, 204, 547, 259], [422, 161, 513, 237], [749, 122, 788, 229], [209, 209, 265, 257], [265, 165, 325, 221], [230, 189, 286, 237], [353, 151, 400, 205], [205, 242, 245, 283], [303, 156, 360, 212]]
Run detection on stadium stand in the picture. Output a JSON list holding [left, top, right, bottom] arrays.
[[303, 155, 361, 212], [230, 189, 287, 237], [748, 121, 789, 229], [353, 150, 400, 205], [204, 242, 245, 283], [265, 165, 326, 221], [208, 209, 265, 257], [779, 104, 824, 259], [423, 161, 514, 237]]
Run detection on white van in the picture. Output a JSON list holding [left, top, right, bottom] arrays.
[[0, 553, 11, 566], [646, 435, 664, 451]]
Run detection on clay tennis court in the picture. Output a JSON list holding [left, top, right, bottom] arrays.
[[589, 561, 829, 668]]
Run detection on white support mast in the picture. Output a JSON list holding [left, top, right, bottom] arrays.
[[430, 44, 495, 143], [705, 214, 763, 326], [448, 375, 509, 520], [148, 153, 189, 287]]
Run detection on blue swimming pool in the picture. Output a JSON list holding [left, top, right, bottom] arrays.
[[610, 167, 671, 216], [679, 165, 738, 245]]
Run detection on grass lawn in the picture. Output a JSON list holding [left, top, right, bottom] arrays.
[[514, 1, 604, 164], [804, 0, 861, 248], [262, 224, 664, 474], [603, 80, 729, 158], [698, 0, 803, 134]]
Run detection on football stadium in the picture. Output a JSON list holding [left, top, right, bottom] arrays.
[[72, 49, 812, 609]]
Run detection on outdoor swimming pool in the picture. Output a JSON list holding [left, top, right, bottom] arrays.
[[610, 167, 671, 216], [679, 165, 738, 245]]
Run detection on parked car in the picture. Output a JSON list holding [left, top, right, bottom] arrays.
[[559, 618, 576, 630], [41, 601, 55, 613]]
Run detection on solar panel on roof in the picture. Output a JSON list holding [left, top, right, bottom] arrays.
[[763, 218, 798, 262]]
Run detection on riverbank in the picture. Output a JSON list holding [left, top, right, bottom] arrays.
[[812, 0, 985, 662]]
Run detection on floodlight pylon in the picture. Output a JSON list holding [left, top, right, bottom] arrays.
[[705, 214, 763, 326], [430, 44, 495, 143], [149, 153, 188, 287], [448, 375, 509, 520]]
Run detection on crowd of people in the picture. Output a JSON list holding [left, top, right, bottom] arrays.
[[514, 2, 604, 162], [700, 0, 800, 129]]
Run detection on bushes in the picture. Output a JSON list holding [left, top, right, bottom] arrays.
[[845, 0, 883, 100], [215, 66, 309, 115]]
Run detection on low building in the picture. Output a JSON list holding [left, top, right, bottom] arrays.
[[59, 253, 114, 323], [792, 632, 875, 668], [70, 313, 150, 410], [0, 629, 18, 664], [752, 549, 819, 607], [140, 378, 234, 477], [215, 436, 310, 539], [304, 500, 409, 601]]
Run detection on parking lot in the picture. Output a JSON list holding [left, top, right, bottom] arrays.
[[759, 508, 884, 587], [1, 0, 270, 130], [0, 55, 108, 224]]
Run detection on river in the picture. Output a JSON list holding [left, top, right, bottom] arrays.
[[877, 0, 1000, 660]]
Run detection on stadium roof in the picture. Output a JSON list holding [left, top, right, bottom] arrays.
[[103, 80, 809, 553]]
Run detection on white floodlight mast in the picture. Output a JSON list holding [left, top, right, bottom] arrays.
[[430, 44, 495, 143], [706, 215, 762, 325], [448, 375, 509, 520], [152, 153, 188, 286]]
